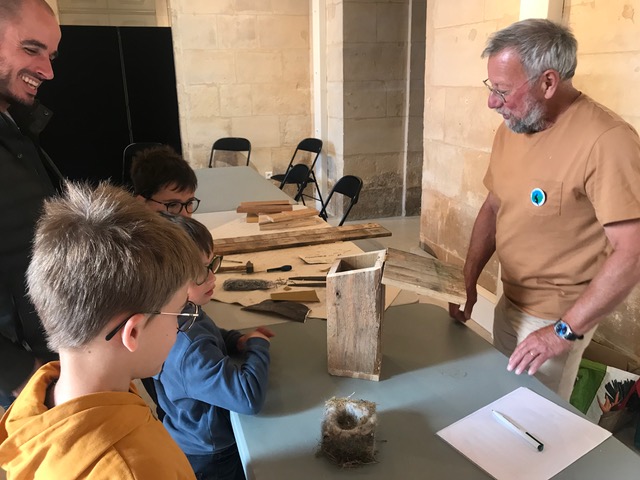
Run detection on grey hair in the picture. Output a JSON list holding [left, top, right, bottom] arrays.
[[27, 181, 202, 350], [482, 19, 577, 80]]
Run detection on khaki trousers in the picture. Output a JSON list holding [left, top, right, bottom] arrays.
[[492, 295, 595, 401]]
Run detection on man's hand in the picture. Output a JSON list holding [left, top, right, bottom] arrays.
[[449, 286, 478, 324], [237, 326, 275, 351], [507, 325, 571, 375]]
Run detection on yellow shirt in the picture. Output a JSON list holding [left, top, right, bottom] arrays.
[[0, 362, 196, 479], [485, 94, 640, 318]]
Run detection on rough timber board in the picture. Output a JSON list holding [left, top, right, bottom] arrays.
[[236, 204, 293, 214], [259, 216, 325, 231], [238, 200, 291, 206], [262, 207, 319, 223], [213, 223, 391, 256], [381, 248, 466, 304]]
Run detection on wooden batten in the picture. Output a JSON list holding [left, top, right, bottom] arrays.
[[238, 200, 291, 206], [326, 250, 386, 381], [261, 207, 319, 223], [213, 223, 391, 256], [258, 216, 325, 231], [237, 204, 293, 214]]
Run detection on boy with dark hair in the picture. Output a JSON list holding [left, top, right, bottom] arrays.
[[131, 145, 200, 217], [155, 213, 274, 480], [0, 182, 203, 479]]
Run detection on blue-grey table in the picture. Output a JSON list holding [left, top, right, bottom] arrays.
[[194, 166, 291, 213], [231, 303, 640, 479]]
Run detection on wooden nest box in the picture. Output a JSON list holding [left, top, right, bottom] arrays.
[[326, 247, 465, 382], [326, 250, 386, 381]]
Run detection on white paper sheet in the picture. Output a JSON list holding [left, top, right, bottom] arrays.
[[437, 387, 612, 480]]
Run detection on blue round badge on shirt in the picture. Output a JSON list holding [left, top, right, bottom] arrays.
[[530, 188, 546, 206]]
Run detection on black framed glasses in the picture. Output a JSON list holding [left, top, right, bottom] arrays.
[[195, 255, 223, 285], [146, 197, 200, 215], [105, 301, 201, 341]]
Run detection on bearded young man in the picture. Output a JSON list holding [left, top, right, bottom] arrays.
[[450, 19, 640, 400], [0, 0, 63, 406]]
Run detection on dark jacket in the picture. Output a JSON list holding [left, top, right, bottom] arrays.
[[0, 101, 62, 395]]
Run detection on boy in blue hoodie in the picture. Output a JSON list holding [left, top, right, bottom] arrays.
[[154, 213, 273, 480]]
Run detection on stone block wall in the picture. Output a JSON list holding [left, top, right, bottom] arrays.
[[169, 1, 312, 174], [567, 0, 640, 362], [406, 0, 426, 216], [330, 0, 424, 220], [421, 0, 519, 292]]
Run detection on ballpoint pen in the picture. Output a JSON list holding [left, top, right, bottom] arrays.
[[492, 410, 544, 452]]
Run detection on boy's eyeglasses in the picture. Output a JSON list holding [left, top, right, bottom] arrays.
[[196, 255, 223, 285], [146, 197, 200, 215], [104, 301, 201, 341]]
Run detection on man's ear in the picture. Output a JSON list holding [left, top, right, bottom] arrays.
[[135, 195, 146, 203], [541, 69, 560, 99], [121, 314, 148, 353]]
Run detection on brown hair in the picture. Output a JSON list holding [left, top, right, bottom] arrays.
[[159, 212, 214, 257], [130, 145, 198, 198]]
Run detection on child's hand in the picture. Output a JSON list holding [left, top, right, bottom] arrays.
[[237, 326, 275, 351], [255, 326, 275, 338]]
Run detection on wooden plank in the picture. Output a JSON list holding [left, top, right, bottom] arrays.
[[381, 248, 465, 304], [237, 204, 293, 214], [213, 223, 392, 256], [261, 207, 319, 224], [259, 216, 325, 231], [270, 290, 320, 302], [326, 250, 386, 381], [238, 200, 291, 207]]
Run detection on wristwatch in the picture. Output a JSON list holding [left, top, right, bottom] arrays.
[[553, 319, 584, 341]]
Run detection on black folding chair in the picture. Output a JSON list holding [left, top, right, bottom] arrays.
[[122, 142, 162, 187], [319, 175, 363, 226], [208, 137, 251, 167], [271, 138, 323, 205], [278, 164, 311, 203]]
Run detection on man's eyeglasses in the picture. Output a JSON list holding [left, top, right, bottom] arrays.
[[105, 301, 201, 341], [195, 255, 223, 285], [482, 78, 531, 104], [146, 197, 200, 215]]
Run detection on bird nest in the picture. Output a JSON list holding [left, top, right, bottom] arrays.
[[318, 397, 378, 468]]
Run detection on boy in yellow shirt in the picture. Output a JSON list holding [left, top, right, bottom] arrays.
[[0, 182, 203, 479]]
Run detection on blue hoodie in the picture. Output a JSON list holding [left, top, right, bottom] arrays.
[[154, 308, 270, 455]]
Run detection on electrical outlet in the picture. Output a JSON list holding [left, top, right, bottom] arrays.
[[265, 171, 273, 179]]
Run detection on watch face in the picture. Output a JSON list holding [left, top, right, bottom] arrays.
[[555, 322, 568, 337]]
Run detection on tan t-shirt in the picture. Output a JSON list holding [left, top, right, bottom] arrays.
[[484, 94, 640, 319]]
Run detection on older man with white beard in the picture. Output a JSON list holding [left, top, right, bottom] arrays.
[[450, 19, 640, 400]]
